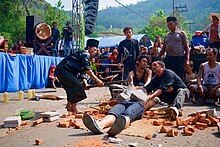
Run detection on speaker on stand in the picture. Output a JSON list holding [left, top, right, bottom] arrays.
[[83, 0, 99, 35]]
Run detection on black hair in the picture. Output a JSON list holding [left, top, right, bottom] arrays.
[[137, 55, 149, 63], [123, 26, 133, 33], [154, 60, 165, 68], [206, 47, 217, 55]]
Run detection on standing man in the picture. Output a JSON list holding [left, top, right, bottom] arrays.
[[55, 39, 104, 113], [62, 21, 73, 56], [158, 17, 190, 79], [51, 22, 60, 55], [117, 26, 140, 80], [144, 61, 189, 120]]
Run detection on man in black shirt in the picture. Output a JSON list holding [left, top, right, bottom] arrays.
[[51, 22, 60, 54], [117, 27, 140, 80], [62, 21, 73, 56], [144, 61, 189, 119], [55, 39, 104, 113]]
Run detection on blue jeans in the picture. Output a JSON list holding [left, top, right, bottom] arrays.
[[107, 100, 144, 122], [64, 41, 72, 56]]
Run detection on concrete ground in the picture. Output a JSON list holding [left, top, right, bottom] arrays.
[[0, 87, 219, 147]]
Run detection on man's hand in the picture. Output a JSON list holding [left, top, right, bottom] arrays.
[[96, 79, 104, 87], [198, 85, 205, 97]]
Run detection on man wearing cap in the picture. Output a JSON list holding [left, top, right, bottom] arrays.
[[158, 16, 190, 80], [51, 22, 60, 55], [55, 39, 104, 113], [203, 13, 220, 51]]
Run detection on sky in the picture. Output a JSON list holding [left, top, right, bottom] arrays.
[[46, 0, 145, 10]]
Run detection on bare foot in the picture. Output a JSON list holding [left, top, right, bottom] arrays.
[[65, 102, 72, 111], [71, 103, 83, 114]]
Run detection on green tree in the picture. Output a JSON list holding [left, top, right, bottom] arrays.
[[139, 9, 167, 40]]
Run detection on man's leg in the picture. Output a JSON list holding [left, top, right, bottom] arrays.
[[172, 88, 189, 110]]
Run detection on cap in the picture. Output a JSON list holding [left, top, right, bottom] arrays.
[[86, 39, 99, 48], [167, 16, 177, 23]]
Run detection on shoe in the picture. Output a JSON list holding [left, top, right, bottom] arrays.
[[82, 114, 103, 134], [165, 107, 179, 120], [107, 115, 127, 136]]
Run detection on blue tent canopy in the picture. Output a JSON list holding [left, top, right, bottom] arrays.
[[87, 34, 152, 49]]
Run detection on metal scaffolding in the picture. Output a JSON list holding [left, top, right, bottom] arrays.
[[72, 0, 83, 51]]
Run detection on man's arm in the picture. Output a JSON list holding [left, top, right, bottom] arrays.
[[144, 69, 152, 87], [158, 44, 165, 57], [197, 63, 204, 86], [148, 89, 162, 100], [86, 70, 104, 87]]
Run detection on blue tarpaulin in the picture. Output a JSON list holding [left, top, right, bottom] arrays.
[[88, 34, 152, 48], [0, 53, 63, 92]]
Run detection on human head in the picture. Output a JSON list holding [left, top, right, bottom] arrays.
[[66, 21, 71, 26], [167, 16, 177, 32], [52, 22, 57, 28], [17, 39, 23, 45], [184, 60, 194, 73], [151, 60, 165, 74], [140, 45, 144, 52], [209, 13, 220, 25], [90, 57, 96, 63], [105, 47, 110, 52], [123, 26, 133, 40], [206, 47, 217, 62], [105, 67, 110, 72], [86, 39, 99, 56], [155, 36, 162, 43], [137, 55, 149, 69], [142, 47, 148, 54]]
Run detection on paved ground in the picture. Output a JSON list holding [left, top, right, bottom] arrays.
[[0, 87, 219, 147]]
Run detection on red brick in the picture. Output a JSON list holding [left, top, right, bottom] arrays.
[[153, 120, 162, 126], [182, 116, 193, 126], [60, 114, 68, 118], [145, 134, 152, 140], [208, 115, 219, 125], [35, 138, 44, 145], [184, 130, 193, 136], [196, 122, 208, 130], [192, 116, 199, 125], [21, 121, 29, 126], [200, 113, 207, 119], [75, 123, 81, 129], [69, 119, 76, 126], [199, 118, 211, 126], [33, 118, 43, 126], [176, 117, 183, 127], [163, 120, 173, 126], [187, 126, 195, 132], [75, 114, 83, 119], [59, 121, 70, 128], [84, 109, 99, 115], [160, 125, 167, 133], [108, 100, 118, 106], [166, 129, 175, 137], [174, 130, 179, 136]]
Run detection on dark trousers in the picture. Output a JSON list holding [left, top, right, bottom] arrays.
[[164, 56, 185, 80]]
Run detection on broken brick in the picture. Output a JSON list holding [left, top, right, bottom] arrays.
[[166, 129, 175, 137], [200, 113, 207, 119], [182, 116, 193, 126], [163, 120, 173, 126], [174, 130, 178, 136], [199, 118, 211, 126], [59, 121, 70, 128], [208, 115, 219, 125], [108, 100, 118, 106], [15, 126, 21, 130], [69, 119, 76, 126], [75, 123, 81, 129], [196, 122, 208, 130], [184, 130, 193, 136], [160, 125, 167, 133], [176, 117, 183, 127], [21, 121, 29, 126], [60, 114, 68, 118], [192, 116, 199, 125], [145, 134, 152, 140], [85, 109, 99, 115], [75, 114, 83, 119], [33, 118, 43, 126], [187, 126, 195, 132], [99, 101, 109, 106], [153, 120, 162, 126], [35, 138, 44, 145]]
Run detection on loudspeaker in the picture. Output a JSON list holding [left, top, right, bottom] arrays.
[[84, 0, 99, 35], [26, 15, 42, 42]]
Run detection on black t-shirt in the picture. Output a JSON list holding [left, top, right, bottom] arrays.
[[56, 50, 91, 77], [145, 69, 187, 94]]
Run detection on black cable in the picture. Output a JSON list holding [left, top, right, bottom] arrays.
[[114, 0, 148, 21]]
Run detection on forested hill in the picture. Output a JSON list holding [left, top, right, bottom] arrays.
[[96, 0, 220, 32]]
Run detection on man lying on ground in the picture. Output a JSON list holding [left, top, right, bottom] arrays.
[[82, 61, 189, 136]]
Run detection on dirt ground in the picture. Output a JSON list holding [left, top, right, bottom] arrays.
[[0, 87, 219, 147]]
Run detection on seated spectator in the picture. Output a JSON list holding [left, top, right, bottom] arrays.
[[88, 57, 98, 84], [49, 65, 60, 89], [144, 61, 189, 120], [12, 39, 24, 54], [189, 48, 220, 105], [99, 67, 118, 83], [108, 47, 118, 71], [183, 60, 197, 102]]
